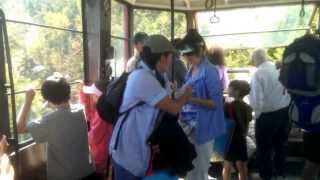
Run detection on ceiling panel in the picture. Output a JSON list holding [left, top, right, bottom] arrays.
[[121, 0, 319, 10]]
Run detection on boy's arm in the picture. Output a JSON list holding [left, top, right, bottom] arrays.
[[17, 89, 35, 134]]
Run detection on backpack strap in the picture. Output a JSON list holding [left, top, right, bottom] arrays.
[[114, 101, 145, 150], [119, 101, 145, 115]]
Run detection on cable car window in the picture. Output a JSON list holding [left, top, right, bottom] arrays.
[[1, 0, 83, 145], [0, 0, 83, 31], [110, 38, 126, 77], [134, 9, 187, 39], [110, 0, 128, 77]]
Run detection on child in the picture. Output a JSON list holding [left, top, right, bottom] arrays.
[[223, 80, 252, 180], [80, 80, 113, 177], [16, 75, 95, 180]]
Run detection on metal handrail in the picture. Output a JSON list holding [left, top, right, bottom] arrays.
[[227, 69, 251, 74], [202, 27, 310, 38], [0, 8, 20, 175], [6, 81, 80, 96], [5, 19, 83, 34]]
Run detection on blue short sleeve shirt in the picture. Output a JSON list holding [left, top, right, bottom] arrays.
[[109, 62, 169, 177]]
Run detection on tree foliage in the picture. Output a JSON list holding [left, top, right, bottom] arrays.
[[134, 9, 187, 39], [1, 0, 83, 141]]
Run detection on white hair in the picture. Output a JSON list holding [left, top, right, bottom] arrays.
[[252, 48, 267, 66]]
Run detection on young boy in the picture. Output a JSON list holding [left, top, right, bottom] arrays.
[[223, 80, 252, 180], [16, 75, 95, 180]]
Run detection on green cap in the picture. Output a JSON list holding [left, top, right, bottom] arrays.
[[144, 35, 175, 54]]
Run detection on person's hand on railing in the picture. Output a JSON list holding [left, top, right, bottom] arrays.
[[16, 89, 36, 134], [25, 89, 36, 103]]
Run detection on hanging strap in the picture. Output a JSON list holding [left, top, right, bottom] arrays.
[[300, 0, 306, 17]]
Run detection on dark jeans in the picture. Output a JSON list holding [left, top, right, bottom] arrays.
[[112, 159, 142, 180], [255, 107, 291, 180]]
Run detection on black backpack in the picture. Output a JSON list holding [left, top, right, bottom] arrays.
[[279, 35, 320, 132], [96, 72, 130, 124]]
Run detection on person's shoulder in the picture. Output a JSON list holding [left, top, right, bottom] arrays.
[[236, 100, 253, 112], [127, 55, 137, 63], [224, 101, 235, 110], [70, 106, 86, 120], [40, 110, 58, 122], [203, 64, 221, 84], [206, 61, 219, 74], [47, 106, 85, 122], [129, 69, 154, 82], [227, 100, 238, 107]]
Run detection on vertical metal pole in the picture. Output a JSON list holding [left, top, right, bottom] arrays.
[[100, 0, 111, 79], [0, 10, 10, 138], [127, 5, 134, 59], [81, 0, 110, 82], [124, 4, 129, 62], [170, 0, 175, 93], [171, 0, 175, 42], [81, 0, 89, 83], [0, 9, 20, 176], [318, 6, 320, 34]]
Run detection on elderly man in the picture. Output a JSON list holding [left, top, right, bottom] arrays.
[[249, 49, 291, 180]]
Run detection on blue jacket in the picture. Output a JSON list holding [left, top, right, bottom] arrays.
[[184, 59, 225, 144]]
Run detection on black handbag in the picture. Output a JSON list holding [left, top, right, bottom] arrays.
[[148, 112, 197, 177]]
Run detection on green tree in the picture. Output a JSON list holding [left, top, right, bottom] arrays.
[[134, 9, 187, 39]]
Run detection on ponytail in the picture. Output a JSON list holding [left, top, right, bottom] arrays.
[[140, 46, 168, 88]]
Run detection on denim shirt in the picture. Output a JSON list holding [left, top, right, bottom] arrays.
[[183, 58, 225, 144]]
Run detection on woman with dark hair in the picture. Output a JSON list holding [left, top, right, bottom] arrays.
[[167, 38, 187, 88], [179, 29, 225, 180], [109, 35, 193, 180], [208, 46, 229, 90]]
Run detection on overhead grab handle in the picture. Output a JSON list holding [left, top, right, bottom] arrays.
[[205, 0, 214, 9], [206, 0, 220, 24], [299, 0, 306, 17], [210, 14, 220, 24]]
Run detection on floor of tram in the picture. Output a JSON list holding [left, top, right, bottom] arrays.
[[203, 157, 304, 180]]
